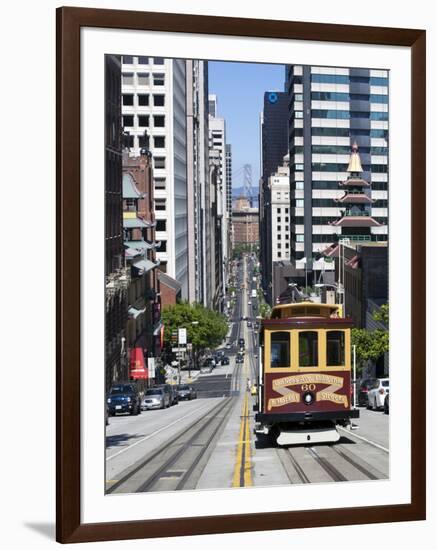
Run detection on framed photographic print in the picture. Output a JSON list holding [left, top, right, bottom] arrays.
[[56, 6, 426, 543]]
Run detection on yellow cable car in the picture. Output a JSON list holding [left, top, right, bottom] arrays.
[[254, 302, 359, 446]]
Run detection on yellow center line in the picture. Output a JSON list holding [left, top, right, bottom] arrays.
[[232, 355, 253, 487]]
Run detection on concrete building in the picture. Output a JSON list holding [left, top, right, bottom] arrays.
[[225, 144, 233, 248], [121, 56, 189, 298], [208, 94, 229, 298], [105, 54, 129, 390], [286, 65, 389, 280], [186, 59, 209, 304], [232, 197, 259, 245]]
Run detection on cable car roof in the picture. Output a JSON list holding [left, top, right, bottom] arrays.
[[270, 301, 342, 319]]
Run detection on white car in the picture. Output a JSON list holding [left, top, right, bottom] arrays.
[[367, 378, 389, 410]]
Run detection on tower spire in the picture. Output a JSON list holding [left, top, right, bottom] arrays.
[[347, 141, 363, 173]]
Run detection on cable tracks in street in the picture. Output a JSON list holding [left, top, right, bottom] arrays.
[[276, 441, 387, 484], [107, 396, 236, 494]]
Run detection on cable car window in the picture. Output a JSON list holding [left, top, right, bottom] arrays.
[[299, 331, 319, 367], [326, 331, 345, 366], [270, 332, 290, 368]]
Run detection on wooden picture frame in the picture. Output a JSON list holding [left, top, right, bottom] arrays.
[[56, 6, 426, 543]]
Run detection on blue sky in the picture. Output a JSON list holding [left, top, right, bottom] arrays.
[[208, 61, 285, 190]]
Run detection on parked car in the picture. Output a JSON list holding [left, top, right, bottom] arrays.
[[357, 378, 377, 407], [225, 342, 232, 350], [176, 384, 197, 401], [367, 378, 390, 410], [107, 383, 141, 416], [221, 356, 230, 365], [155, 384, 178, 406], [247, 320, 252, 327], [384, 393, 389, 414], [142, 387, 169, 410]]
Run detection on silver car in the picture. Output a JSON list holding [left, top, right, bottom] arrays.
[[141, 388, 169, 410]]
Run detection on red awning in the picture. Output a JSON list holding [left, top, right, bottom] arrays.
[[129, 347, 148, 380]]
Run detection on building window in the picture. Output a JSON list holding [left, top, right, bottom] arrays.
[[122, 72, 134, 85], [277, 252, 282, 258], [277, 208, 281, 213], [158, 240, 167, 252], [155, 198, 166, 211], [154, 178, 166, 190], [137, 72, 150, 85], [138, 115, 149, 127], [153, 73, 165, 85], [295, 182, 304, 190], [153, 94, 165, 106], [296, 234, 304, 242], [277, 234, 281, 240], [285, 208, 289, 214], [285, 242, 289, 249], [285, 226, 289, 232], [122, 56, 134, 64], [154, 157, 166, 169], [285, 217, 289, 222], [277, 243, 281, 249], [156, 219, 167, 231], [296, 199, 304, 208], [295, 164, 304, 171], [138, 56, 149, 64], [285, 234, 289, 240], [277, 217, 281, 222], [153, 115, 165, 127], [158, 261, 167, 273], [122, 94, 134, 106], [153, 57, 165, 65], [154, 136, 165, 148], [299, 331, 319, 367], [295, 111, 303, 119], [277, 226, 281, 231], [138, 134, 149, 148], [123, 115, 134, 127], [138, 94, 149, 106]]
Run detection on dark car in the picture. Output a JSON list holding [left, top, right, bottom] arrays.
[[221, 356, 230, 365], [238, 337, 245, 348], [357, 378, 377, 407], [107, 383, 141, 416], [236, 355, 244, 364], [176, 384, 197, 400]]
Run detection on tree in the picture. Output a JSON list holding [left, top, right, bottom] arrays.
[[161, 301, 228, 359], [351, 328, 389, 374], [372, 303, 389, 325]]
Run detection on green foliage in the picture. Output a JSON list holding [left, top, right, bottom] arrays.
[[372, 303, 389, 325], [351, 328, 389, 373], [161, 301, 228, 352]]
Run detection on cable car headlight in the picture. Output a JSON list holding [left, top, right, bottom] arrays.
[[303, 391, 315, 405]]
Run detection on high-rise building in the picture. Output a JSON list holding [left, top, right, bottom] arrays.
[[270, 156, 291, 263], [186, 59, 209, 304], [225, 144, 233, 248], [208, 94, 228, 301], [259, 90, 289, 301], [121, 56, 189, 298], [286, 65, 388, 279]]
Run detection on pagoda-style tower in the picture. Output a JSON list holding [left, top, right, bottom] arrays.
[[330, 142, 380, 237]]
